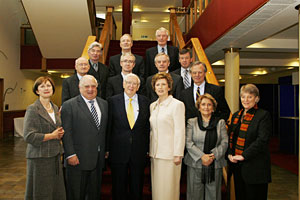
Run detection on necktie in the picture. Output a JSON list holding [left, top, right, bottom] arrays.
[[161, 47, 165, 53], [183, 69, 190, 89], [196, 87, 201, 101], [89, 100, 100, 129], [93, 63, 98, 72], [127, 98, 135, 129]]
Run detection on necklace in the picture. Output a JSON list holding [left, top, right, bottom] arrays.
[[44, 103, 52, 111]]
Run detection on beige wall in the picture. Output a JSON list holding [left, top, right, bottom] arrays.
[[0, 1, 63, 111], [132, 24, 169, 41]]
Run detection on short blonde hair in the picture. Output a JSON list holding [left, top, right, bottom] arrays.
[[151, 72, 173, 95], [195, 93, 217, 111], [240, 84, 260, 102]]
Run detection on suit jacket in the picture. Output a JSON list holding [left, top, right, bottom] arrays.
[[24, 99, 63, 158], [172, 67, 194, 88], [61, 74, 80, 104], [145, 45, 180, 78], [109, 53, 145, 78], [145, 72, 184, 102], [149, 95, 185, 159], [184, 118, 228, 169], [107, 93, 150, 164], [88, 61, 109, 99], [61, 95, 108, 170], [228, 108, 272, 184], [180, 82, 230, 122]]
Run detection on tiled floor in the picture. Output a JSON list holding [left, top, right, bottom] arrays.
[[0, 136, 298, 199]]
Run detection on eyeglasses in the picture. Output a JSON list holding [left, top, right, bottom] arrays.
[[121, 60, 135, 64], [77, 63, 89, 67], [125, 81, 138, 86]]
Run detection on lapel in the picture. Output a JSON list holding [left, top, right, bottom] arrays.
[[77, 96, 99, 130], [71, 75, 80, 94], [134, 95, 144, 126], [35, 99, 57, 128], [167, 45, 172, 56], [187, 86, 195, 105], [116, 94, 131, 129], [96, 97, 105, 132]]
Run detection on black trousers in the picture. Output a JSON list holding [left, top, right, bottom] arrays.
[[66, 153, 103, 200], [110, 159, 145, 200], [232, 164, 268, 200]]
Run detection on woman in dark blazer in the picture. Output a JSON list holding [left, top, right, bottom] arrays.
[[24, 76, 66, 200], [228, 84, 272, 200]]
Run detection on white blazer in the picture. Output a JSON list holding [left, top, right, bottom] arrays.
[[149, 95, 185, 160]]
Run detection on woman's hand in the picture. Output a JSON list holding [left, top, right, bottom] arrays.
[[173, 156, 182, 165], [228, 154, 237, 163], [201, 154, 214, 166], [51, 127, 64, 139], [228, 154, 244, 163]]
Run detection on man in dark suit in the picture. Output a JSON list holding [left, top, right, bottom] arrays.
[[106, 53, 143, 99], [62, 57, 90, 104], [145, 53, 183, 102], [180, 61, 230, 122], [107, 73, 150, 200], [109, 34, 145, 78], [145, 27, 180, 78], [172, 49, 193, 89], [87, 41, 109, 99], [62, 75, 108, 200]]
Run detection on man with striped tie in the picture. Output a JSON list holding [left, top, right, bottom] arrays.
[[62, 75, 108, 200], [107, 73, 150, 200], [180, 61, 230, 122], [173, 49, 193, 89]]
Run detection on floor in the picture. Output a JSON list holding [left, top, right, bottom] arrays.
[[0, 136, 298, 200]]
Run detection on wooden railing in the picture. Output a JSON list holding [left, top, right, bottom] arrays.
[[169, 10, 185, 50], [81, 6, 116, 64]]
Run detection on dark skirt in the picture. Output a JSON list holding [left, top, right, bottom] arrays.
[[25, 154, 66, 200]]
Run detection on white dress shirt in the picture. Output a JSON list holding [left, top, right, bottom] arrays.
[[124, 93, 139, 122], [157, 45, 168, 55], [193, 81, 205, 103]]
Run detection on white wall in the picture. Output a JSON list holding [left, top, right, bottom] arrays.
[[0, 0, 62, 111]]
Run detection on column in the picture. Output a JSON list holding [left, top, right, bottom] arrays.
[[294, 4, 300, 196], [122, 0, 131, 35], [224, 48, 240, 114]]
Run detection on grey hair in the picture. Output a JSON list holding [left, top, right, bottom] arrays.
[[75, 57, 88, 65], [190, 61, 207, 72], [79, 75, 98, 87], [155, 27, 169, 36], [154, 52, 170, 63], [88, 41, 102, 51], [121, 53, 136, 62], [124, 73, 140, 85]]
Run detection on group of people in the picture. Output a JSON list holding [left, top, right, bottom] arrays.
[[23, 27, 272, 200]]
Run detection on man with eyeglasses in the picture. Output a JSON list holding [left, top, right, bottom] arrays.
[[62, 57, 90, 103], [87, 41, 109, 99], [180, 61, 230, 122], [106, 53, 143, 99], [109, 34, 145, 79], [107, 73, 150, 200]]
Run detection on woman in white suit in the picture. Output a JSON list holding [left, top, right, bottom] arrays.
[[184, 93, 228, 200], [149, 72, 185, 200]]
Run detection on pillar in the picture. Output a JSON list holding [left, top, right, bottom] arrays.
[[294, 4, 300, 197], [122, 0, 131, 35], [224, 48, 240, 114]]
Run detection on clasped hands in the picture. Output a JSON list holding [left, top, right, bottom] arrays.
[[201, 153, 215, 166], [228, 154, 244, 163]]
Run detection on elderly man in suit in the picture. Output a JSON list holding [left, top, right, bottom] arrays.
[[109, 34, 145, 78], [106, 53, 143, 99], [172, 49, 193, 89], [145, 27, 180, 78], [107, 73, 150, 200], [180, 61, 230, 122], [62, 75, 108, 200], [145, 53, 183, 102], [62, 57, 90, 104], [87, 41, 109, 99]]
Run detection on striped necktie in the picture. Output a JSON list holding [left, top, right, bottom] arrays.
[[183, 69, 190, 89], [196, 87, 201, 101], [127, 98, 135, 129], [89, 100, 100, 129]]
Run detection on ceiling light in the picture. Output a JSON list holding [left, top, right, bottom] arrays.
[[246, 43, 266, 48], [133, 7, 142, 12], [251, 70, 268, 75], [288, 67, 295, 70], [61, 74, 71, 79], [140, 19, 149, 23], [47, 70, 58, 74], [212, 60, 224, 65], [161, 19, 169, 23], [219, 79, 225, 82]]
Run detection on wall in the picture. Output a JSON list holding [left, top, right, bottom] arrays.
[[0, 0, 62, 111]]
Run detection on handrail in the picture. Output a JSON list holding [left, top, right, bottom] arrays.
[[87, 0, 97, 36], [169, 11, 185, 50], [81, 7, 115, 64]]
